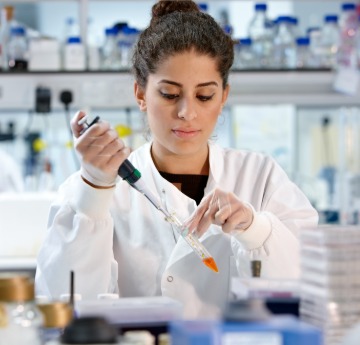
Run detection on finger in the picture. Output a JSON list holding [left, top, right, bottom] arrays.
[[222, 204, 253, 233], [88, 138, 126, 169], [195, 201, 219, 237], [105, 146, 131, 173], [71, 110, 88, 138], [185, 194, 213, 232], [75, 122, 112, 154], [213, 203, 232, 226]]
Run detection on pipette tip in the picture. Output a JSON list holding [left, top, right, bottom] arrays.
[[203, 257, 219, 273]]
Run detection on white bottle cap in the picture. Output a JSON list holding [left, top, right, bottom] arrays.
[[97, 293, 119, 300], [60, 293, 82, 303]]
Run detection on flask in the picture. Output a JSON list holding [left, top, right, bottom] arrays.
[[320, 15, 340, 68], [247, 3, 274, 68], [272, 16, 296, 69], [337, 3, 358, 68], [7, 26, 28, 70], [0, 273, 43, 345], [101, 27, 119, 70]]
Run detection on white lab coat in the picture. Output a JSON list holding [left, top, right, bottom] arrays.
[[35, 142, 318, 318]]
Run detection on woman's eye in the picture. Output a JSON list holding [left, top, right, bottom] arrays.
[[197, 95, 214, 102], [160, 92, 179, 100]]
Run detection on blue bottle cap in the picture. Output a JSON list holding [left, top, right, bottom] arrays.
[[255, 3, 267, 11], [277, 16, 292, 23], [296, 37, 310, 46], [67, 36, 81, 44], [342, 3, 356, 11], [239, 38, 252, 45], [325, 15, 338, 22], [222, 24, 233, 35], [198, 3, 208, 12], [105, 27, 117, 36], [11, 26, 25, 35]]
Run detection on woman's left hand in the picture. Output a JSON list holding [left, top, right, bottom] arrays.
[[185, 188, 254, 237]]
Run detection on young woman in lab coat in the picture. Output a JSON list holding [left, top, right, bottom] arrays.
[[35, 0, 318, 318]]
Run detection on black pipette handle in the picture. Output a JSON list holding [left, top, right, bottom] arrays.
[[81, 115, 142, 186], [118, 159, 141, 185]]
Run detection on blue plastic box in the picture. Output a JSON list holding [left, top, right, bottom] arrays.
[[170, 316, 323, 345]]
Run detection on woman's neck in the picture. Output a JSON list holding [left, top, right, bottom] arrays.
[[151, 144, 210, 175]]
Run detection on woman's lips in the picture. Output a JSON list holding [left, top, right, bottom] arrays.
[[172, 129, 200, 138]]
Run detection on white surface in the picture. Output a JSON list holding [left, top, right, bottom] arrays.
[[0, 192, 57, 269]]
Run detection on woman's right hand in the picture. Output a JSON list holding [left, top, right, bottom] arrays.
[[71, 111, 131, 187]]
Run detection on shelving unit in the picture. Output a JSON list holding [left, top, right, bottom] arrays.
[[0, 70, 359, 111]]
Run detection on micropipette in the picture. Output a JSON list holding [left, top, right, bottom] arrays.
[[80, 116, 218, 273]]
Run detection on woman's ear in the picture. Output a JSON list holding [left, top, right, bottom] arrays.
[[221, 84, 230, 108], [134, 82, 147, 112]]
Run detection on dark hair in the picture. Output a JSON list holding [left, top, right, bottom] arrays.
[[132, 0, 234, 89]]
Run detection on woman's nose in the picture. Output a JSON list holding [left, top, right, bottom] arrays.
[[178, 98, 197, 120]]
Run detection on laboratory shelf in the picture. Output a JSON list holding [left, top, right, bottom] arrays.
[[228, 70, 360, 107], [0, 70, 359, 110], [0, 257, 36, 270]]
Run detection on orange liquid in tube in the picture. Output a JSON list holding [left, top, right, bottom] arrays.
[[203, 257, 219, 273]]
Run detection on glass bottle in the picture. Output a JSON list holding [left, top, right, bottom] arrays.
[[307, 27, 322, 68], [320, 15, 340, 68], [101, 27, 119, 70], [337, 3, 359, 68], [0, 273, 43, 345], [248, 3, 274, 68], [272, 16, 296, 69], [296, 37, 311, 69], [37, 302, 73, 344], [234, 38, 255, 70]]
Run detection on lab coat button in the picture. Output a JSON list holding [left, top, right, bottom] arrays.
[[167, 276, 173, 282]]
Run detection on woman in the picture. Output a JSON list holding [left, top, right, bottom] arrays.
[[35, 0, 318, 318]]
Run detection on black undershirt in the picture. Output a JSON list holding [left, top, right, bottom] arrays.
[[159, 171, 209, 205]]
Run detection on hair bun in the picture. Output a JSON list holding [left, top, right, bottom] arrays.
[[151, 0, 200, 22]]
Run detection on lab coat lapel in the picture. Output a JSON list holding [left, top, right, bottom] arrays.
[[134, 142, 227, 268]]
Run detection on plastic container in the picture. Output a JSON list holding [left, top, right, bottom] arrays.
[[63, 36, 86, 71], [0, 273, 43, 345]]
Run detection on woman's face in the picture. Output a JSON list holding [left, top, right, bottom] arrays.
[[135, 49, 229, 162]]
